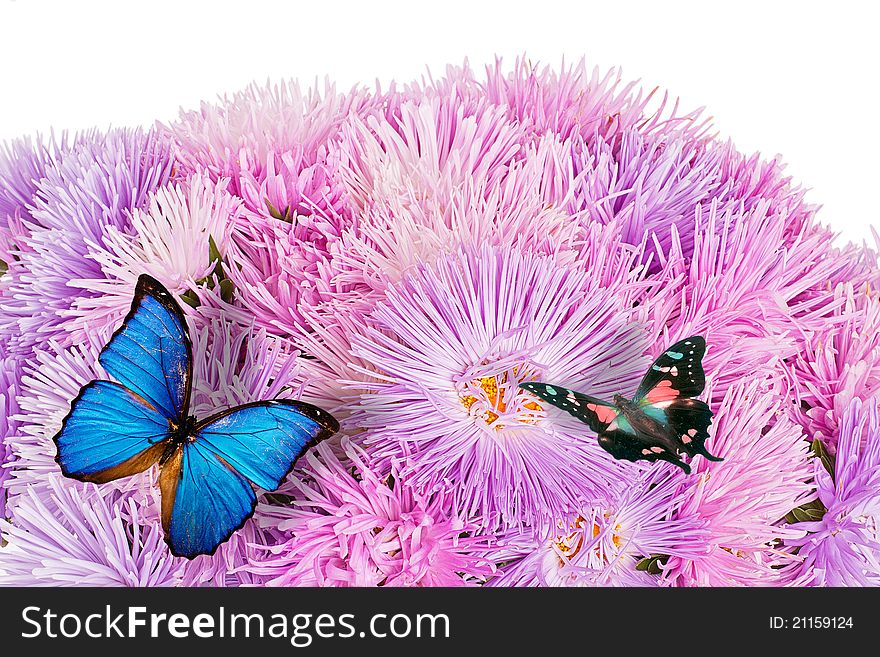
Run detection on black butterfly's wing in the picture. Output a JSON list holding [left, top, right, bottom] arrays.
[[519, 382, 660, 464], [648, 397, 722, 463], [518, 382, 619, 433], [596, 430, 693, 474], [633, 336, 706, 405]]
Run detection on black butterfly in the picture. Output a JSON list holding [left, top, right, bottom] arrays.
[[519, 336, 722, 474]]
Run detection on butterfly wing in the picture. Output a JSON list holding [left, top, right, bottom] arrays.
[[519, 382, 670, 467], [98, 274, 192, 420], [651, 397, 722, 463], [158, 441, 256, 559], [518, 382, 619, 434], [633, 336, 706, 405], [54, 380, 171, 483], [160, 400, 340, 558]]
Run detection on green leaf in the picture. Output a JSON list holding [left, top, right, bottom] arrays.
[[263, 493, 295, 506], [0, 259, 7, 276], [811, 438, 835, 480], [219, 278, 235, 303], [784, 497, 827, 525], [266, 199, 293, 222], [635, 554, 669, 575], [180, 289, 200, 308]]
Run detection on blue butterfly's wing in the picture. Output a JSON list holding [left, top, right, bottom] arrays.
[[160, 400, 339, 558], [158, 442, 256, 559], [193, 400, 339, 490], [54, 380, 171, 483], [98, 274, 192, 420]]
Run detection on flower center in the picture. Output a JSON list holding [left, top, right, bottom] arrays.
[[459, 366, 542, 428], [555, 514, 623, 562]]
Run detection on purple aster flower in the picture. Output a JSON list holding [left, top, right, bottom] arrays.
[[489, 466, 708, 586], [59, 174, 243, 344], [0, 132, 95, 240], [789, 399, 880, 586], [0, 128, 176, 359], [0, 342, 20, 517], [0, 476, 186, 586], [571, 128, 727, 264], [246, 440, 495, 586], [349, 244, 653, 532], [661, 377, 815, 586]]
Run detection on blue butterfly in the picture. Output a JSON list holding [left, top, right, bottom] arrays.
[[53, 274, 339, 559]]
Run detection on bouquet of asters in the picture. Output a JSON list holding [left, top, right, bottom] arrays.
[[1, 59, 877, 587]]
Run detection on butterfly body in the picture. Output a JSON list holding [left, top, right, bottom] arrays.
[[520, 336, 721, 474], [54, 274, 339, 558]]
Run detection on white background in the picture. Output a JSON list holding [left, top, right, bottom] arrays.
[[0, 0, 877, 245]]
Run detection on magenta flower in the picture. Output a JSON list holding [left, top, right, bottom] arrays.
[[572, 128, 727, 264], [246, 440, 495, 586], [350, 244, 653, 532], [789, 399, 880, 586], [0, 343, 20, 517]]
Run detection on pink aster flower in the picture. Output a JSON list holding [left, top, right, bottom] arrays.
[[336, 96, 531, 213], [645, 201, 863, 406], [789, 398, 880, 586], [418, 57, 709, 145], [789, 286, 880, 449], [489, 466, 709, 586], [220, 207, 349, 337], [246, 440, 495, 586], [661, 377, 815, 586], [315, 132, 586, 317], [163, 79, 376, 221], [349, 244, 654, 532]]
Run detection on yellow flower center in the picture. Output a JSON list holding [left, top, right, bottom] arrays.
[[459, 367, 542, 429], [555, 514, 623, 563]]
